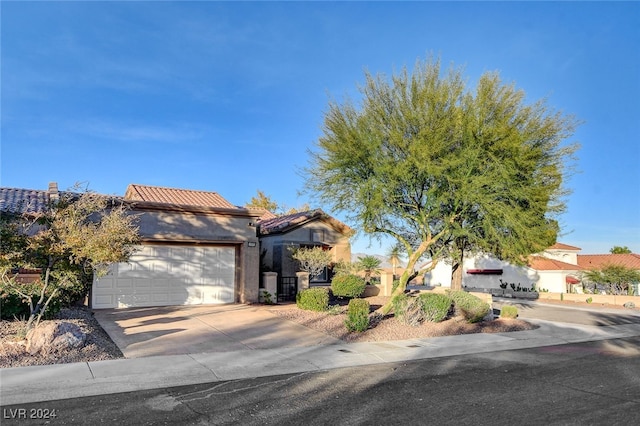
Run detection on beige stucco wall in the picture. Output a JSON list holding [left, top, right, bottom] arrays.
[[260, 220, 351, 281], [132, 207, 261, 303]]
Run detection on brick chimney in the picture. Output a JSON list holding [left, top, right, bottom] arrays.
[[48, 182, 59, 203]]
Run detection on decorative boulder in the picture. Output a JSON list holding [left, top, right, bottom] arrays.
[[26, 322, 86, 355]]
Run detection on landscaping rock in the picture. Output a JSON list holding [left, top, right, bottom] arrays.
[[26, 321, 87, 355], [623, 301, 636, 309]]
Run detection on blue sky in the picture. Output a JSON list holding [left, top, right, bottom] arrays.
[[2, 1, 639, 256]]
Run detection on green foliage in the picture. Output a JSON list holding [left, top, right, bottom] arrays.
[[245, 190, 279, 212], [356, 255, 382, 284], [304, 56, 580, 309], [260, 289, 274, 305], [586, 297, 593, 304], [0, 293, 30, 320], [331, 274, 366, 298], [345, 298, 370, 332], [332, 259, 358, 276], [448, 291, 490, 323], [0, 190, 139, 330], [610, 246, 632, 254], [296, 287, 329, 312], [289, 246, 333, 279], [418, 293, 452, 323], [392, 293, 452, 325], [500, 305, 518, 319], [583, 264, 640, 295]]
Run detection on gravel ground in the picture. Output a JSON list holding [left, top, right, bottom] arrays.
[[0, 307, 123, 369], [270, 296, 537, 343], [0, 296, 548, 369]]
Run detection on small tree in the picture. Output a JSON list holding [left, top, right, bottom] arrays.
[[245, 190, 279, 212], [583, 265, 640, 295], [357, 255, 382, 284], [610, 246, 632, 254], [289, 246, 333, 280], [0, 190, 139, 330]]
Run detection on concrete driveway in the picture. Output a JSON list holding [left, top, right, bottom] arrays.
[[94, 304, 341, 358]]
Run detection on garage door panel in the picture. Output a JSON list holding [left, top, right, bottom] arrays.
[[93, 245, 236, 309]]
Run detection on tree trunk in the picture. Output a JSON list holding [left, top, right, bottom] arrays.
[[450, 262, 463, 290], [450, 245, 464, 291]]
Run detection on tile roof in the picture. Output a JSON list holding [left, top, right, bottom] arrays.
[[547, 242, 582, 251], [0, 187, 53, 214], [258, 209, 351, 235], [577, 254, 640, 270], [124, 184, 236, 209], [527, 256, 583, 271]]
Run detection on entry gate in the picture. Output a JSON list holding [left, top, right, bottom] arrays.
[[278, 276, 298, 302]]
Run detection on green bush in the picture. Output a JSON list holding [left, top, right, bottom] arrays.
[[0, 293, 31, 320], [391, 294, 421, 326], [392, 293, 452, 325], [345, 298, 370, 332], [331, 274, 366, 298], [500, 305, 518, 319], [448, 290, 490, 323], [418, 293, 452, 323], [296, 287, 329, 312]]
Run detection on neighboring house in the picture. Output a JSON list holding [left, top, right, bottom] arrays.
[[258, 209, 352, 284], [1, 183, 264, 309], [423, 243, 586, 293]]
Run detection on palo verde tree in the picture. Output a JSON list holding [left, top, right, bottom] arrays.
[[304, 57, 579, 312], [0, 189, 139, 330]]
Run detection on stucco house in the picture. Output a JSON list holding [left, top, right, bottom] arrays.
[[1, 183, 354, 309], [257, 209, 352, 299], [91, 184, 265, 308], [1, 183, 264, 309], [424, 243, 585, 293]]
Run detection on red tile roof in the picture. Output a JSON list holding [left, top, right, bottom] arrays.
[[124, 184, 235, 209], [258, 209, 351, 236], [547, 242, 582, 251], [577, 254, 640, 270], [527, 256, 583, 271]]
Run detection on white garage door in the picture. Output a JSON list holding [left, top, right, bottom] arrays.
[[92, 245, 236, 309]]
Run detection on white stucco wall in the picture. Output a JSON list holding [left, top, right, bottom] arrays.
[[421, 253, 578, 293]]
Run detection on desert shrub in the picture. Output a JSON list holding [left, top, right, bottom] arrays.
[[345, 298, 370, 332], [391, 294, 422, 326], [500, 305, 518, 319], [331, 274, 366, 298], [0, 293, 31, 320], [0, 289, 64, 321], [296, 287, 329, 312], [418, 293, 452, 323], [448, 291, 490, 323]]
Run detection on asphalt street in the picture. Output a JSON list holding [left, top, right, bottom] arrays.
[[3, 335, 639, 426], [493, 299, 640, 326]]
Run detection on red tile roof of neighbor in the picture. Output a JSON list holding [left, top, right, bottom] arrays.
[[547, 242, 582, 251], [577, 254, 640, 270], [527, 256, 583, 271], [124, 184, 236, 209]]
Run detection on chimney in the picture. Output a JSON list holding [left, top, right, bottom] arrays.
[[48, 182, 59, 203]]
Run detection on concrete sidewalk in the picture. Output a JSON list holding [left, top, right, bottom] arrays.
[[3, 319, 640, 406]]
